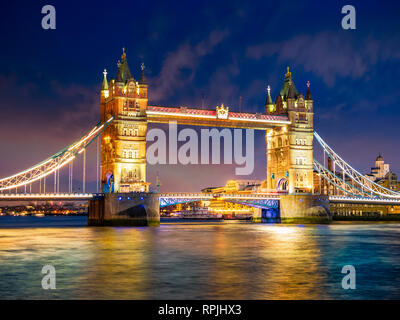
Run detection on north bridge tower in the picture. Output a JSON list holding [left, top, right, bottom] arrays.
[[265, 68, 314, 194]]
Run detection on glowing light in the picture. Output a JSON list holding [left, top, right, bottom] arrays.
[[0, 118, 113, 191], [0, 193, 94, 200], [146, 111, 290, 124]]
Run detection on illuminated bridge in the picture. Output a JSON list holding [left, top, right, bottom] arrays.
[[1, 120, 399, 204], [2, 192, 400, 206], [1, 54, 400, 224]]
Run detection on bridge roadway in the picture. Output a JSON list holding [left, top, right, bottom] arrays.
[[0, 192, 281, 202], [1, 193, 400, 206]]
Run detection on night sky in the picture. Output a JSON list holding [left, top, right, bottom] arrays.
[[1, 0, 399, 192]]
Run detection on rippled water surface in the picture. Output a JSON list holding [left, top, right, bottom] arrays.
[[1, 216, 400, 299]]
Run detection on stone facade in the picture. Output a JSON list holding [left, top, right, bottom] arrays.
[[266, 69, 314, 194], [100, 49, 149, 193]]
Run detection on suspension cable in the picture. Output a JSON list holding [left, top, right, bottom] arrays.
[[83, 149, 86, 193], [0, 117, 113, 191], [314, 131, 400, 198]]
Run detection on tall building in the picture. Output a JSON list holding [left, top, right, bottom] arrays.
[[265, 68, 314, 194], [100, 49, 150, 193]]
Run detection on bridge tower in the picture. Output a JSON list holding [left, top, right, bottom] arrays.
[[100, 49, 150, 193], [266, 68, 314, 194]]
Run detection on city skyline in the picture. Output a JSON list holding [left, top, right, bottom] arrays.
[[1, 1, 400, 192]]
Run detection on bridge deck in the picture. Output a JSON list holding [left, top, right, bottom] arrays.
[[1, 193, 400, 205], [146, 106, 290, 130], [0, 193, 97, 201]]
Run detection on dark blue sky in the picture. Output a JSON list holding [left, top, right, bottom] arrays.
[[1, 0, 400, 192]]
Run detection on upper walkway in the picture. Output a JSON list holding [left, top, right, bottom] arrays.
[[146, 105, 290, 130]]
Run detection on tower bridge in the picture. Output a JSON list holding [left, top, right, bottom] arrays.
[[1, 49, 400, 225]]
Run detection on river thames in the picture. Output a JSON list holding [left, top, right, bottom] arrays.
[[0, 216, 400, 299]]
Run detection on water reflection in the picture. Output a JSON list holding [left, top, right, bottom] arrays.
[[0, 217, 400, 299]]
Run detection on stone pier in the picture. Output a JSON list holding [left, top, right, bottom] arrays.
[[279, 194, 331, 223], [252, 208, 263, 223], [88, 192, 160, 226]]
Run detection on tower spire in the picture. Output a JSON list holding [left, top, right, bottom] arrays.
[[280, 67, 298, 100], [139, 62, 147, 84], [287, 79, 296, 99], [285, 66, 291, 78], [305, 80, 312, 100], [116, 48, 133, 83]]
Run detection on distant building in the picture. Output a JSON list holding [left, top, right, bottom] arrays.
[[365, 154, 399, 191], [366, 154, 390, 181], [201, 179, 262, 194]]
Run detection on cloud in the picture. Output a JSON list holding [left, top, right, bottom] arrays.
[[49, 81, 99, 136], [247, 31, 400, 86], [203, 59, 240, 107], [149, 30, 229, 102], [0, 75, 101, 179]]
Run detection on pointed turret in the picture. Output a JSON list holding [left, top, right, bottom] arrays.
[[139, 62, 147, 84], [115, 48, 133, 83], [101, 69, 109, 101], [305, 81, 313, 111], [102, 69, 109, 91], [265, 85, 275, 113], [305, 81, 312, 100]]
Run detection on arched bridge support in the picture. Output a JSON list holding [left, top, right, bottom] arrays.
[[279, 194, 331, 223], [88, 192, 160, 226]]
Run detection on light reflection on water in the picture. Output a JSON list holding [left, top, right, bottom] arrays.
[[1, 216, 400, 299]]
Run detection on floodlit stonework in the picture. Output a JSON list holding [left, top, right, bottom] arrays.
[[100, 50, 149, 193], [266, 69, 314, 194]]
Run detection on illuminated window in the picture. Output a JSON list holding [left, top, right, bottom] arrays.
[[296, 157, 306, 165]]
